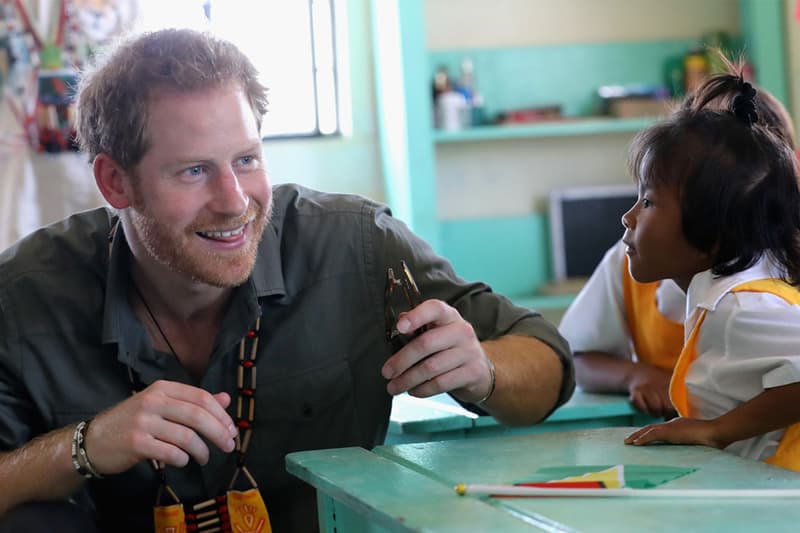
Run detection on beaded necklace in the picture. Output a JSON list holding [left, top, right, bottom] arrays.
[[128, 279, 271, 533]]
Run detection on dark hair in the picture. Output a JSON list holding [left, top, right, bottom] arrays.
[[680, 54, 796, 147], [628, 70, 800, 284], [75, 29, 269, 171]]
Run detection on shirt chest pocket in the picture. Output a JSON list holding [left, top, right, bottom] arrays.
[[251, 358, 361, 453], [257, 358, 353, 421]]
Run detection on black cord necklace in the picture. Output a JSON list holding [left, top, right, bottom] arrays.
[[131, 282, 181, 361], [127, 280, 269, 532]]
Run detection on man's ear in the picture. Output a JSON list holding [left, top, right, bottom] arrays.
[[94, 154, 132, 209]]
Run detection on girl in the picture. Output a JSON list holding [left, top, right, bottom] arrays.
[[622, 70, 800, 471], [560, 59, 796, 420]]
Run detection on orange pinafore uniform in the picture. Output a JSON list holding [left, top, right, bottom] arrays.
[[669, 279, 800, 471], [621, 256, 684, 371]]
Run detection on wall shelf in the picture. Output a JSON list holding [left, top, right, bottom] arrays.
[[433, 117, 657, 143], [372, 0, 788, 296]]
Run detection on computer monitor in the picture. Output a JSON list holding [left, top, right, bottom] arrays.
[[548, 184, 638, 282]]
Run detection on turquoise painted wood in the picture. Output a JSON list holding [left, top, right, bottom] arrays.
[[293, 446, 549, 532], [512, 293, 577, 313], [514, 292, 575, 325], [387, 390, 656, 444], [287, 427, 800, 533], [738, 0, 789, 109], [370, 0, 439, 249], [434, 116, 658, 143], [441, 212, 589, 300]]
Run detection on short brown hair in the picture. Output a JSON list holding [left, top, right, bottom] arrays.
[[75, 29, 268, 171]]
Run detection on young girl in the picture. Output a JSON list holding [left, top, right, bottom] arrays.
[[560, 60, 796, 420], [622, 70, 800, 471]]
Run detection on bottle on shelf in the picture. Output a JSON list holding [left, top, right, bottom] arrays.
[[456, 57, 475, 103], [683, 49, 709, 95], [432, 57, 486, 130], [435, 89, 468, 131], [432, 64, 451, 102], [470, 92, 485, 127]]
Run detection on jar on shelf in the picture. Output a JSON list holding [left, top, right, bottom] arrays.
[[435, 90, 468, 130]]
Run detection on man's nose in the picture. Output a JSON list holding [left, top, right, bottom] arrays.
[[210, 166, 249, 216]]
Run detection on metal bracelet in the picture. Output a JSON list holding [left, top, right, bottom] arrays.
[[475, 356, 496, 404], [71, 421, 91, 478], [72, 419, 103, 479]]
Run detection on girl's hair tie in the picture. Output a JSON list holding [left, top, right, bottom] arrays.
[[732, 80, 759, 126]]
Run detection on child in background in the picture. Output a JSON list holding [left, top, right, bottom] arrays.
[[621, 68, 800, 471], [559, 59, 796, 419]]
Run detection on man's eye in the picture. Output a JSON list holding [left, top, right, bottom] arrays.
[[238, 155, 261, 167], [642, 198, 652, 208]]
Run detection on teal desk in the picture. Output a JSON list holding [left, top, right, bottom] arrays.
[[387, 389, 658, 443], [287, 427, 800, 533]]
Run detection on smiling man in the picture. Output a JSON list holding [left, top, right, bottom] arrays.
[[0, 29, 573, 533]]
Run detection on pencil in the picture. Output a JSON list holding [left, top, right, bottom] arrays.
[[454, 483, 800, 498]]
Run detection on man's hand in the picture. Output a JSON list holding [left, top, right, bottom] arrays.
[[381, 299, 493, 404], [624, 417, 726, 449], [86, 380, 238, 475], [625, 363, 677, 418]]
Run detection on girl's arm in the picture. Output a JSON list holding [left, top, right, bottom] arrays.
[[576, 352, 675, 417], [625, 382, 800, 448]]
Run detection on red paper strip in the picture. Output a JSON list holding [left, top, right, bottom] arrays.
[[516, 481, 606, 489]]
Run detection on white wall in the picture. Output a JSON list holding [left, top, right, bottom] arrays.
[[786, 0, 800, 138], [436, 132, 638, 219], [425, 0, 740, 48], [424, 0, 740, 220]]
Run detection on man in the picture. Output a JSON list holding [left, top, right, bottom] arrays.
[[0, 29, 573, 532]]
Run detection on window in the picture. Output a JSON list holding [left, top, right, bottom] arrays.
[[134, 0, 342, 139]]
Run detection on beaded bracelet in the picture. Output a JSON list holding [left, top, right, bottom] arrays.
[[71, 419, 103, 479], [475, 356, 496, 404]]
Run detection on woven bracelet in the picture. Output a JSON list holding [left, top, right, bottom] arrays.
[[475, 356, 496, 404]]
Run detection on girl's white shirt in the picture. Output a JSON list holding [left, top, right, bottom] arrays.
[[559, 240, 685, 361], [687, 257, 800, 460]]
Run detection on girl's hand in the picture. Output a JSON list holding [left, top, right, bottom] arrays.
[[624, 417, 726, 449], [625, 363, 677, 418]]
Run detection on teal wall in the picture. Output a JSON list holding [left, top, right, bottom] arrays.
[[441, 214, 550, 297], [430, 39, 701, 118], [738, 0, 789, 107]]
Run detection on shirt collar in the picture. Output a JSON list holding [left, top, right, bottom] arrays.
[[100, 219, 160, 377], [250, 215, 287, 300], [686, 256, 785, 314], [100, 218, 277, 384]]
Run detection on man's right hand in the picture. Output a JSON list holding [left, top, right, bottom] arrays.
[[85, 380, 238, 475]]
